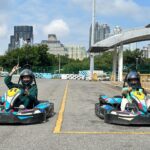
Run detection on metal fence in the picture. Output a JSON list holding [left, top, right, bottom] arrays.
[[4, 66, 60, 74]]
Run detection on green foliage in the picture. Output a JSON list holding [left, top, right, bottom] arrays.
[[1, 45, 149, 73], [3, 45, 50, 68], [94, 52, 113, 71], [62, 58, 89, 73], [123, 49, 150, 73], [123, 49, 143, 67], [1, 45, 89, 73]]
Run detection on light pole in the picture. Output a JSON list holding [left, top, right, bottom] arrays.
[[136, 57, 139, 70], [17, 56, 20, 74], [89, 0, 96, 80], [58, 54, 61, 74]]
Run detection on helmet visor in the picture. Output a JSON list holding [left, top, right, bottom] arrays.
[[21, 75, 33, 85]]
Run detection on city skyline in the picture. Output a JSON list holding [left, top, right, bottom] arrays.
[[8, 25, 33, 50], [0, 0, 150, 54], [89, 22, 110, 47]]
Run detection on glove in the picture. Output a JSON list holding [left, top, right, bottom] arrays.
[[128, 87, 132, 92], [24, 88, 29, 96]]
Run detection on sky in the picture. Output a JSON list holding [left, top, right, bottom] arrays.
[[0, 0, 150, 54]]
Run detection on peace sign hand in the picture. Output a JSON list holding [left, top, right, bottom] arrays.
[[9, 64, 20, 76]]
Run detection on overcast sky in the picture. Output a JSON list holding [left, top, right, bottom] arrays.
[[0, 0, 150, 54]]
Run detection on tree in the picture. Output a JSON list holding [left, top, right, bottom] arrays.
[[123, 49, 143, 67], [1, 46, 149, 73]]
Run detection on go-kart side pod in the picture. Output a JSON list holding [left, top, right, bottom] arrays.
[[0, 101, 54, 124], [104, 111, 150, 125]]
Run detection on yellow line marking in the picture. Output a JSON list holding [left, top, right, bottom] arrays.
[[53, 80, 150, 135], [60, 131, 150, 135], [53, 80, 69, 133]]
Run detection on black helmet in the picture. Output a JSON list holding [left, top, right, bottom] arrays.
[[19, 69, 35, 86], [126, 71, 140, 88]]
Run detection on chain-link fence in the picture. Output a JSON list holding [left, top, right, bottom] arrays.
[[3, 66, 60, 74]]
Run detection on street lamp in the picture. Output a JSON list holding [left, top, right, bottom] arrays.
[[89, 0, 96, 80], [58, 54, 61, 74], [136, 57, 139, 70]]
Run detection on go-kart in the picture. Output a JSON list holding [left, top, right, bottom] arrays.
[[95, 89, 150, 125], [0, 88, 54, 124]]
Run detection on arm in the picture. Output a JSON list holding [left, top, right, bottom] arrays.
[[24, 84, 38, 104], [4, 64, 20, 89], [28, 85, 38, 100], [4, 75, 19, 89], [122, 87, 132, 97]]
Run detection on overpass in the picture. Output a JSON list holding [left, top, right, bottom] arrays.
[[89, 26, 150, 81]]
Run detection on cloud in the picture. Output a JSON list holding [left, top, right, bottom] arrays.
[[71, 0, 150, 21], [0, 24, 7, 38], [42, 19, 70, 37]]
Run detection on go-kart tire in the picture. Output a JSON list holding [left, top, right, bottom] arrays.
[[95, 103, 105, 119], [46, 103, 54, 118]]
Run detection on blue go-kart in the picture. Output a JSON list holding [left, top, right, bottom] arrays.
[[0, 88, 54, 124], [95, 89, 150, 125]]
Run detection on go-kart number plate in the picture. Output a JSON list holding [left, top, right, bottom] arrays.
[[7, 88, 20, 97], [132, 91, 145, 100]]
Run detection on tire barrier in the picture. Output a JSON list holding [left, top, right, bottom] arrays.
[[61, 74, 85, 80], [52, 74, 61, 79], [34, 73, 52, 79], [79, 70, 90, 78]]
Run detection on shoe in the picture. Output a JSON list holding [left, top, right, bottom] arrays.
[[147, 106, 150, 112], [19, 105, 25, 109]]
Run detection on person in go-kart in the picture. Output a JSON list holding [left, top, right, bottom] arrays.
[[121, 70, 150, 111], [4, 64, 39, 109]]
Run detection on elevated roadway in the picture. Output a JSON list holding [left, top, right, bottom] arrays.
[[89, 26, 150, 81]]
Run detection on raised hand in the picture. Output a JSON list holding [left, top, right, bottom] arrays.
[[9, 64, 20, 76], [128, 87, 132, 92]]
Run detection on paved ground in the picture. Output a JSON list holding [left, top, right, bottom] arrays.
[[0, 78, 150, 150]]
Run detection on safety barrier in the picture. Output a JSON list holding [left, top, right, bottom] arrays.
[[33, 73, 61, 79], [34, 73, 52, 79], [52, 74, 61, 79], [61, 74, 85, 80], [79, 70, 89, 78]]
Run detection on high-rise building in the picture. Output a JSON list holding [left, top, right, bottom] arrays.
[[89, 22, 110, 47], [8, 26, 33, 50], [142, 45, 150, 58], [113, 26, 122, 35], [41, 34, 67, 56], [65, 45, 87, 60]]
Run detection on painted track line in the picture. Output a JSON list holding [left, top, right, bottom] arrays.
[[53, 80, 69, 133], [60, 131, 150, 135], [53, 80, 150, 135]]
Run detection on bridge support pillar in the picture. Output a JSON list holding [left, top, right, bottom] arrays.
[[90, 53, 94, 80], [118, 44, 123, 81], [112, 47, 117, 81]]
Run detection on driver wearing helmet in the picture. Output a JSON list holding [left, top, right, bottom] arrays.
[[4, 64, 38, 109], [121, 70, 150, 111]]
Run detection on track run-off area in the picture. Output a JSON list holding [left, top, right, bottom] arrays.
[[0, 78, 150, 150]]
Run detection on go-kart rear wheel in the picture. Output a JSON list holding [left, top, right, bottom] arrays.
[[95, 103, 105, 119], [46, 103, 54, 118]]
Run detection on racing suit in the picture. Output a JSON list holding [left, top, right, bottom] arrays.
[[4, 75, 38, 109], [121, 86, 150, 111]]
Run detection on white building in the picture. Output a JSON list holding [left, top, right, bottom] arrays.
[[142, 45, 150, 58], [41, 34, 67, 56], [65, 45, 87, 60]]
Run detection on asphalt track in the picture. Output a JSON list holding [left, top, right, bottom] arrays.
[[0, 78, 150, 150]]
